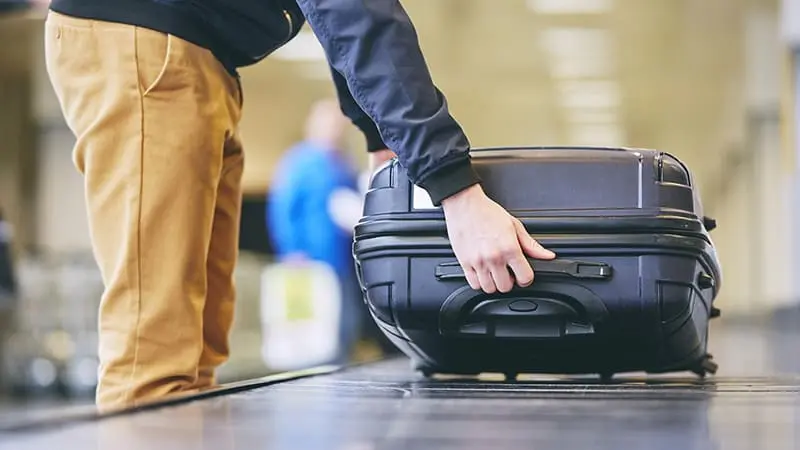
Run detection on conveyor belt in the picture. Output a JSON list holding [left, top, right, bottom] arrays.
[[1, 319, 799, 450]]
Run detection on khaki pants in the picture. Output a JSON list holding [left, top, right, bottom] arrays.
[[44, 12, 245, 408]]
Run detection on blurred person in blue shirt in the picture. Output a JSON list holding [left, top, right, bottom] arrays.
[[267, 99, 362, 363]]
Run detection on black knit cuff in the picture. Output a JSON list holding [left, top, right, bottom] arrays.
[[353, 117, 387, 152], [416, 156, 482, 206]]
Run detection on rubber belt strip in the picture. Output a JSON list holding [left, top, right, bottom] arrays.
[[0, 361, 365, 434]]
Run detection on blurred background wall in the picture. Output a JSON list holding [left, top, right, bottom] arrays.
[[0, 0, 797, 402]]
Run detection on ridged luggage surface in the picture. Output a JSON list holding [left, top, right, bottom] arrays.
[[354, 147, 722, 379]]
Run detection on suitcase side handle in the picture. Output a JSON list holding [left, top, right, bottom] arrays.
[[435, 259, 613, 281], [438, 282, 610, 339]]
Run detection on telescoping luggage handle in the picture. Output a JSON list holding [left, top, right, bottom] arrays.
[[436, 259, 613, 340]]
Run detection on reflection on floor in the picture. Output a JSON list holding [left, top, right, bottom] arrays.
[[1, 313, 799, 450], [0, 398, 91, 427]]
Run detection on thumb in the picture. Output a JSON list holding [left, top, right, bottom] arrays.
[[515, 220, 556, 260]]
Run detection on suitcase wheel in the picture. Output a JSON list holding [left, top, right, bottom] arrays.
[[691, 354, 718, 377], [411, 360, 437, 378], [420, 368, 436, 378], [599, 373, 614, 382]]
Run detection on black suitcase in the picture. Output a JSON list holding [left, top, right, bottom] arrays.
[[353, 146, 723, 380]]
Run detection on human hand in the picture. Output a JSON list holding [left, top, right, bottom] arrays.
[[441, 184, 556, 294], [369, 149, 397, 172]]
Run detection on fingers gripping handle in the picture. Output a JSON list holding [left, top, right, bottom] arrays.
[[436, 259, 613, 339], [435, 259, 613, 281]]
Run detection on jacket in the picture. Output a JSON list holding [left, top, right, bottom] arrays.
[[49, 0, 481, 205]]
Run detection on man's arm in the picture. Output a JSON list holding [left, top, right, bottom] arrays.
[[295, 0, 556, 295], [329, 66, 384, 153], [329, 66, 397, 171], [296, 0, 479, 205]]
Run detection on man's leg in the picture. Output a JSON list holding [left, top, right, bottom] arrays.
[[195, 131, 244, 389], [44, 12, 243, 408]]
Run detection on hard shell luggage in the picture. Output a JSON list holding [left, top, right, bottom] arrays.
[[353, 146, 723, 380]]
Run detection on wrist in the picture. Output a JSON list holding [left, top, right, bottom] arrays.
[[415, 156, 482, 206], [369, 149, 396, 171], [440, 183, 484, 210]]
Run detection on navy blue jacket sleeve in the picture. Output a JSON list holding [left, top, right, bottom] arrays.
[[329, 66, 387, 152], [294, 0, 481, 205]]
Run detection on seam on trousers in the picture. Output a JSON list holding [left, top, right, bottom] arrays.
[[127, 27, 146, 406]]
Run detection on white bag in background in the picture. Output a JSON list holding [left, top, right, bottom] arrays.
[[259, 260, 342, 372]]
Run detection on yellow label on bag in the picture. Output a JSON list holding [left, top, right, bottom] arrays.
[[260, 260, 343, 371], [283, 268, 315, 321]]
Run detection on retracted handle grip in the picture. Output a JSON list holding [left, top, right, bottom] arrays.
[[436, 258, 613, 339], [438, 282, 611, 339], [435, 259, 613, 281]]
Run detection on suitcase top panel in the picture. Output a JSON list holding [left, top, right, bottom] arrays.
[[361, 146, 702, 227], [469, 146, 657, 157]]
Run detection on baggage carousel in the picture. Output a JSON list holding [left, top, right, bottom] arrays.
[[1, 315, 799, 450]]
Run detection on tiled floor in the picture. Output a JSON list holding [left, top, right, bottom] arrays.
[[1, 315, 799, 450]]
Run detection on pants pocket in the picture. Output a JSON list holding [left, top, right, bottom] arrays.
[[135, 27, 178, 96]]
